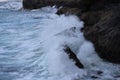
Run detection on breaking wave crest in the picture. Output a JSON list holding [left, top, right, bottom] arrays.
[[0, 0, 120, 80]]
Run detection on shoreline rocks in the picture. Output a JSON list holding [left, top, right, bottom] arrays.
[[23, 0, 81, 9], [57, 1, 120, 64], [22, 0, 120, 63]]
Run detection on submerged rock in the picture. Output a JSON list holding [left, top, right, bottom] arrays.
[[56, 7, 81, 16], [64, 45, 84, 68]]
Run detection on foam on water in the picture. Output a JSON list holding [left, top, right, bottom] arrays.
[[0, 0, 22, 10], [0, 0, 120, 80]]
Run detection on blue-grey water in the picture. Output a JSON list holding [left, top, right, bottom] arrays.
[[0, 2, 56, 80], [0, 1, 120, 80], [0, 9, 43, 80]]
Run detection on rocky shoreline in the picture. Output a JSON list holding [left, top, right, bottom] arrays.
[[23, 0, 120, 64]]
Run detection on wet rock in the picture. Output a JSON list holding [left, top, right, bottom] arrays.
[[97, 71, 103, 75], [64, 45, 84, 68], [56, 7, 81, 16], [23, 0, 55, 9], [84, 7, 120, 63], [79, 0, 120, 11], [23, 0, 40, 9], [22, 0, 120, 10], [56, 1, 120, 64], [91, 75, 99, 79], [114, 75, 120, 78], [80, 11, 101, 26], [22, 0, 81, 9]]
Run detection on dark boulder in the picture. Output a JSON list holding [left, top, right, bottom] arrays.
[[23, 0, 55, 9], [23, 0, 42, 9]]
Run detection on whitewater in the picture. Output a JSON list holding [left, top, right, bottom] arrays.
[[0, 0, 120, 80]]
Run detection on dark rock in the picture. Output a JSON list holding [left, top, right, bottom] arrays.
[[56, 7, 81, 16], [114, 75, 120, 78], [91, 75, 99, 79], [22, 0, 120, 10], [84, 7, 120, 63], [64, 45, 84, 68], [80, 11, 101, 26], [23, 0, 42, 9], [23, 0, 54, 9], [79, 0, 120, 11], [23, 0, 81, 9], [97, 71, 103, 75]]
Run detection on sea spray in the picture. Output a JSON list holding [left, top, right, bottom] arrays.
[[0, 0, 120, 80]]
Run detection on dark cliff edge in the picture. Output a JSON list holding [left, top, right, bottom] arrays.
[[23, 0, 120, 64]]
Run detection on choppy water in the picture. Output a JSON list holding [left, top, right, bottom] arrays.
[[0, 0, 120, 80]]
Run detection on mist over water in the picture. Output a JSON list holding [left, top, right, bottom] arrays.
[[0, 0, 120, 80]]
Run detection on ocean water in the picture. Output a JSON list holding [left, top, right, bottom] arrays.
[[0, 0, 120, 80]]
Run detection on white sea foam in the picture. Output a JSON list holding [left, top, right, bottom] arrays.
[[36, 15, 87, 79], [0, 1, 120, 80], [0, 0, 22, 10], [20, 11, 120, 80]]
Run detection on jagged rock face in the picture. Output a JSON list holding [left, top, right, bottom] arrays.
[[22, 0, 120, 9], [57, 1, 120, 63], [84, 6, 120, 63], [56, 1, 120, 63], [22, 0, 81, 9]]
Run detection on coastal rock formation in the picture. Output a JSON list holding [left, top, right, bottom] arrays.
[[57, 0, 120, 63], [84, 7, 120, 63], [23, 0, 81, 9], [23, 0, 120, 10], [22, 0, 120, 63]]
